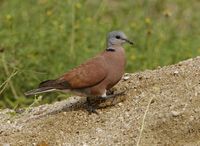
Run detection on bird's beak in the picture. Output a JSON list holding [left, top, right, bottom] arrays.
[[122, 38, 134, 45]]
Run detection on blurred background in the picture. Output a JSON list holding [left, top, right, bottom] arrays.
[[0, 0, 200, 109]]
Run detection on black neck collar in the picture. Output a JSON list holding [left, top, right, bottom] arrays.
[[106, 48, 115, 52]]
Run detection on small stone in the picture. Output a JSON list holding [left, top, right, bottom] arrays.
[[96, 127, 103, 133], [118, 102, 123, 106], [173, 70, 179, 75], [193, 109, 199, 113], [123, 76, 130, 81], [83, 143, 89, 146], [171, 111, 181, 117], [189, 116, 195, 121]]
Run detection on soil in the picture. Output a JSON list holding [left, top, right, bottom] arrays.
[[0, 57, 200, 146]]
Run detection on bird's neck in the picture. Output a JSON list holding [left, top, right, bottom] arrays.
[[103, 45, 126, 70], [106, 48, 115, 52], [106, 44, 123, 52]]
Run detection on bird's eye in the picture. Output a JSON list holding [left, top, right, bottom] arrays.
[[116, 35, 120, 39]]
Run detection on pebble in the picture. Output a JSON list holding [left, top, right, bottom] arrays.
[[173, 70, 179, 75], [189, 116, 195, 121], [171, 111, 181, 117], [118, 103, 123, 106], [96, 127, 103, 133], [83, 143, 89, 146], [123, 76, 130, 81]]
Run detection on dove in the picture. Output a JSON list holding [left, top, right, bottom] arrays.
[[25, 31, 133, 113]]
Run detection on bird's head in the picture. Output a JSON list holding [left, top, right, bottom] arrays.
[[107, 31, 133, 47]]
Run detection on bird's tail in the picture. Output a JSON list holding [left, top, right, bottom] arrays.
[[24, 87, 56, 96], [24, 79, 58, 96]]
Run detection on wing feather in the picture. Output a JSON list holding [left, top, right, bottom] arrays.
[[57, 56, 107, 89]]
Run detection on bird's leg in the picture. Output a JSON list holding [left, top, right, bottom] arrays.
[[96, 90, 126, 108], [105, 90, 126, 105], [85, 97, 99, 114]]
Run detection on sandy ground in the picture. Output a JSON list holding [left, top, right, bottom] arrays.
[[0, 57, 200, 146]]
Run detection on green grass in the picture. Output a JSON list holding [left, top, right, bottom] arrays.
[[0, 0, 200, 108]]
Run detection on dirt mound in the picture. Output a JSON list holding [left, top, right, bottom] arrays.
[[0, 57, 200, 146]]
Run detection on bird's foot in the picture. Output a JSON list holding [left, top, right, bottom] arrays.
[[85, 90, 126, 114], [105, 90, 126, 99], [97, 90, 127, 107]]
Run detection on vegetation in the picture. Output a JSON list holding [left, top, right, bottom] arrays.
[[0, 0, 200, 108]]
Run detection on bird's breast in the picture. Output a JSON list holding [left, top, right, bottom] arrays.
[[104, 48, 126, 89]]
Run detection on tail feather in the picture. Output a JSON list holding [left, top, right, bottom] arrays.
[[39, 79, 71, 89], [39, 79, 56, 88], [24, 87, 56, 96], [25, 79, 70, 96]]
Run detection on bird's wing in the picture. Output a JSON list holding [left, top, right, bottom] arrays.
[[26, 56, 107, 96], [56, 56, 108, 89]]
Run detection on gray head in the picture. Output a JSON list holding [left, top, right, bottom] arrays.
[[107, 31, 133, 47]]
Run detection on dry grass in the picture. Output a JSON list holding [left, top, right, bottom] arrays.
[[136, 96, 154, 146]]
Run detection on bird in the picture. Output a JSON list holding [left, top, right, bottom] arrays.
[[25, 31, 133, 113]]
